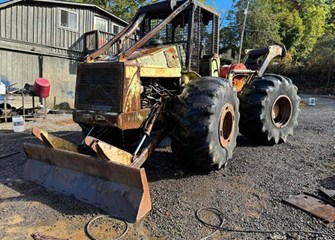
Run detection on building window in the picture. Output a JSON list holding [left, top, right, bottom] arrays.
[[113, 24, 120, 34], [94, 16, 108, 32], [60, 9, 78, 30]]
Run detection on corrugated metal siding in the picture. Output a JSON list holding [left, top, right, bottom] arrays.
[[0, 49, 39, 88], [43, 56, 79, 105], [0, 3, 126, 52], [0, 4, 55, 46], [0, 2, 127, 107], [0, 49, 79, 107]]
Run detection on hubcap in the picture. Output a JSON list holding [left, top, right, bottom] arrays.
[[219, 104, 235, 148], [271, 95, 292, 128]]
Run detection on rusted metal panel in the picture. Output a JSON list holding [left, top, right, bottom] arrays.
[[118, 109, 150, 130], [24, 143, 143, 184], [123, 65, 141, 112], [73, 110, 119, 127], [126, 45, 167, 61], [23, 143, 151, 222], [134, 46, 181, 69], [85, 136, 133, 165], [284, 194, 335, 223], [128, 46, 182, 78], [73, 109, 150, 129], [32, 127, 78, 152], [137, 50, 168, 67], [164, 48, 180, 68]]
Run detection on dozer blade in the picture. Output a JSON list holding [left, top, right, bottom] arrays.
[[32, 127, 78, 152], [22, 143, 151, 223]]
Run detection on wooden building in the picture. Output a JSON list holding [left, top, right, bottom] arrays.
[[0, 0, 128, 107]]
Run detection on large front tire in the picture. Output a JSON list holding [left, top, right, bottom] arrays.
[[239, 74, 300, 144], [170, 77, 240, 170]]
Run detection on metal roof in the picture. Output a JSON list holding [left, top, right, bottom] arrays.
[[0, 0, 128, 24]]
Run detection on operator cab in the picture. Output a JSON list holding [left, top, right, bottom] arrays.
[[138, 0, 220, 76]]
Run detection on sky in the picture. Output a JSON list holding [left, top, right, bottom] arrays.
[[206, 0, 233, 26], [207, 0, 233, 14]]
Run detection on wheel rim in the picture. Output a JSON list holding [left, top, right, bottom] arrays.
[[219, 103, 235, 148], [271, 95, 292, 128]]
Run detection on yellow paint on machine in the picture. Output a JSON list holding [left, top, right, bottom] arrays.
[[139, 67, 182, 78], [123, 65, 141, 112]]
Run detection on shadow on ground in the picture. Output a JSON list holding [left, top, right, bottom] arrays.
[[1, 129, 270, 218], [320, 175, 335, 190]]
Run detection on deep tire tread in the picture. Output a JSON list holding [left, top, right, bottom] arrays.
[[239, 74, 300, 144], [170, 77, 240, 170]]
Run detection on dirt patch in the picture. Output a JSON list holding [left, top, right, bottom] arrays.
[[54, 119, 76, 125], [0, 95, 335, 239]]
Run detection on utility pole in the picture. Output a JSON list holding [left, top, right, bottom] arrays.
[[238, 0, 249, 63]]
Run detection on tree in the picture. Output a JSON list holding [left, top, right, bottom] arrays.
[[75, 0, 158, 21], [221, 0, 330, 62], [76, 0, 206, 22], [306, 34, 335, 87], [296, 0, 328, 58], [243, 0, 281, 48], [221, 0, 281, 59], [107, 0, 156, 21], [325, 0, 335, 32]]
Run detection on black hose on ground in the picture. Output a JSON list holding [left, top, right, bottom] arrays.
[[195, 207, 335, 240], [85, 215, 128, 240]]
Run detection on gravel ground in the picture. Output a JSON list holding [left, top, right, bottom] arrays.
[[0, 94, 334, 240]]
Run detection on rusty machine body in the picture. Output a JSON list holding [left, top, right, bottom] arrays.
[[23, 0, 300, 222]]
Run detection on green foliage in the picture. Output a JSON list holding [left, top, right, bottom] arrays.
[[326, 0, 335, 32], [222, 0, 331, 61], [306, 34, 335, 87], [107, 0, 156, 21], [75, 0, 157, 21], [277, 7, 304, 57], [76, 0, 206, 22], [243, 0, 281, 49], [295, 0, 329, 58]]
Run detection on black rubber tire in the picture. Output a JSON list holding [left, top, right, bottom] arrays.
[[169, 77, 240, 170], [239, 74, 300, 144]]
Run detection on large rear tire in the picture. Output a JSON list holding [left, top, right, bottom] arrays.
[[169, 77, 240, 170], [239, 74, 300, 144]]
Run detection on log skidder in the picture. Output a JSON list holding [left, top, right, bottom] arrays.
[[22, 0, 300, 223], [239, 74, 300, 144], [170, 77, 240, 170]]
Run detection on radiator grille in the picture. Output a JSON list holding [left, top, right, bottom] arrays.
[[190, 6, 201, 73], [213, 15, 219, 54], [75, 63, 123, 112]]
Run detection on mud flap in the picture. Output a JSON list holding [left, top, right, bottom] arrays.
[[22, 143, 151, 223]]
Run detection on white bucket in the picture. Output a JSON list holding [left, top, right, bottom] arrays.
[[0, 82, 5, 94], [12, 116, 25, 132], [308, 98, 316, 106]]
